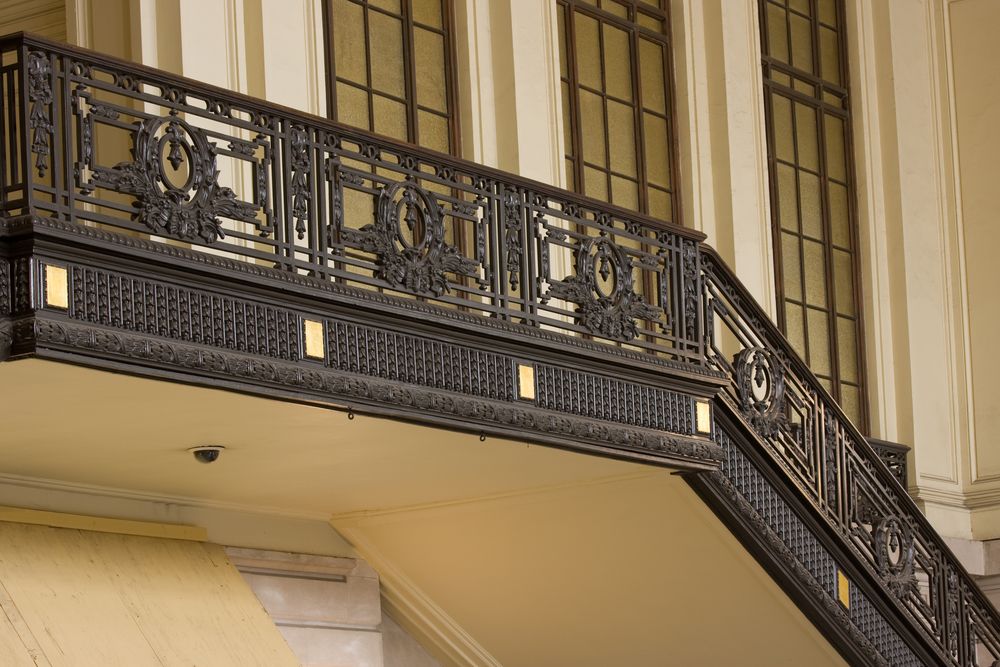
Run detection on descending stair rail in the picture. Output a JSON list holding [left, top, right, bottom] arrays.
[[700, 249, 1000, 666], [1, 33, 998, 666]]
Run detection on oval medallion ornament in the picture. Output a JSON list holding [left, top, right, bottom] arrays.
[[733, 346, 786, 437], [90, 114, 258, 243], [874, 516, 918, 598], [548, 236, 662, 342], [347, 180, 479, 296]]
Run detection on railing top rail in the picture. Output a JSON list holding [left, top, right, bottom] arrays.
[[3, 31, 704, 244]]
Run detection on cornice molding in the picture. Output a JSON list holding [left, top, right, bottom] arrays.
[[333, 520, 503, 667]]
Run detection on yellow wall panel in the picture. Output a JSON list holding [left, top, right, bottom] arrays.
[[0, 522, 300, 667], [0, 0, 65, 41]]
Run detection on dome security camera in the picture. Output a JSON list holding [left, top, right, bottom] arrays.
[[188, 445, 225, 464]]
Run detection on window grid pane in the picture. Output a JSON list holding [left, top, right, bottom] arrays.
[[761, 0, 867, 431], [558, 0, 678, 225], [326, 0, 457, 154]]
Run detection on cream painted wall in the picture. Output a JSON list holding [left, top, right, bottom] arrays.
[[847, 0, 1000, 540]]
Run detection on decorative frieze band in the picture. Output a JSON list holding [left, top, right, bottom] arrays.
[[21, 259, 719, 468]]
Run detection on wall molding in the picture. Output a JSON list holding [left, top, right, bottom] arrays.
[[334, 521, 502, 667]]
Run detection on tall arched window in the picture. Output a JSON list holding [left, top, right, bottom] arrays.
[[324, 0, 458, 155], [557, 0, 679, 225], [760, 0, 867, 428]]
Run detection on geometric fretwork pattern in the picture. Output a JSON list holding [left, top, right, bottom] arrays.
[[717, 430, 921, 666]]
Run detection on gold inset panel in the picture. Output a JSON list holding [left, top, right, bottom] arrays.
[[695, 400, 712, 435], [837, 569, 850, 608], [43, 264, 69, 309], [303, 319, 326, 360], [518, 364, 536, 401]]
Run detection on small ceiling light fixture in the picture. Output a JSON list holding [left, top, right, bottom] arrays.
[[188, 445, 225, 464]]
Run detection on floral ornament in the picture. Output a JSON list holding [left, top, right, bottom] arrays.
[[346, 180, 479, 296], [549, 235, 661, 342], [90, 115, 258, 243]]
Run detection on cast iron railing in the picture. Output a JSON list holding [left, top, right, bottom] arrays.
[[1, 33, 996, 666], [869, 438, 910, 489]]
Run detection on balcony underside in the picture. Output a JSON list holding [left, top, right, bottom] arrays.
[[0, 358, 844, 667]]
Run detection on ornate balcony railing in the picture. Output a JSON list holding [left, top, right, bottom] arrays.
[[0, 33, 997, 666]]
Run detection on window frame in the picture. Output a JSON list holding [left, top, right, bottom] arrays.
[[759, 0, 869, 431], [557, 0, 682, 225], [322, 0, 461, 155]]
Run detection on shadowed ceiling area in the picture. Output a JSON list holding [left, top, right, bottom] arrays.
[[0, 358, 843, 666]]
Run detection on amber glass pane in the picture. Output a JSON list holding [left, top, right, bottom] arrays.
[[825, 114, 846, 181], [785, 303, 806, 355], [790, 13, 814, 73], [772, 95, 794, 163], [575, 13, 602, 89], [781, 232, 803, 303], [333, 0, 366, 84], [337, 83, 370, 130], [369, 0, 400, 11], [643, 112, 670, 187], [820, 27, 841, 85], [818, 0, 838, 26], [413, 0, 441, 27], [373, 95, 407, 140], [608, 101, 637, 176], [639, 39, 666, 113], [777, 163, 798, 232], [603, 0, 628, 19], [803, 240, 827, 307], [789, 0, 810, 15], [833, 249, 855, 316], [561, 82, 574, 150], [648, 188, 670, 220], [799, 171, 822, 238], [840, 384, 860, 425], [637, 11, 663, 32], [603, 24, 632, 101], [415, 29, 447, 112], [418, 110, 449, 153], [580, 90, 606, 166], [837, 316, 858, 383], [829, 182, 850, 247], [584, 166, 608, 200], [611, 176, 638, 210], [369, 12, 405, 96], [794, 103, 818, 171], [807, 308, 832, 376], [766, 4, 789, 64]]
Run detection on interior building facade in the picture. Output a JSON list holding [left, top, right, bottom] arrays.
[[0, 0, 999, 665]]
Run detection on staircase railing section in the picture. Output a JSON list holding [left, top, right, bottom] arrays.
[[2, 33, 999, 666], [702, 248, 1000, 665]]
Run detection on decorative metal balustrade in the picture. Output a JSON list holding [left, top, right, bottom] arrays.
[[702, 251, 1000, 666], [0, 34, 704, 368], [1, 34, 998, 666]]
